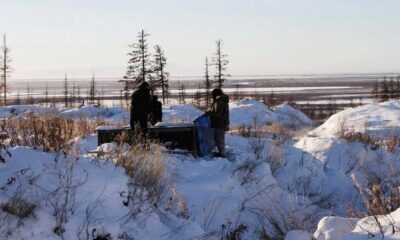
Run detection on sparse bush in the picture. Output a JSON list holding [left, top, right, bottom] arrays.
[[352, 174, 400, 238], [1, 198, 36, 219], [337, 118, 400, 153], [220, 220, 247, 240], [231, 123, 293, 145], [234, 156, 264, 186], [49, 152, 88, 236], [116, 130, 169, 222], [266, 144, 287, 176]]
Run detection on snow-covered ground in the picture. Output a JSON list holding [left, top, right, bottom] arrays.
[[1, 100, 400, 239], [229, 100, 313, 128]]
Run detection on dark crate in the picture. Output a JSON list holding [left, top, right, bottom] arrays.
[[96, 115, 216, 158], [96, 125, 201, 156], [148, 124, 199, 156], [96, 126, 130, 146]]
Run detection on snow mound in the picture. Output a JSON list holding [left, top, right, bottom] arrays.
[[310, 101, 400, 139], [285, 230, 313, 240], [162, 105, 203, 123], [0, 105, 57, 118], [229, 99, 276, 126], [311, 208, 400, 239], [0, 105, 129, 123], [229, 100, 312, 128], [273, 104, 313, 127], [292, 102, 400, 216], [61, 106, 129, 122]]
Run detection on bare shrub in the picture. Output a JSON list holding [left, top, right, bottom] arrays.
[[385, 135, 399, 153], [336, 116, 400, 153], [48, 151, 88, 236], [1, 198, 36, 220], [117, 130, 168, 222], [352, 174, 400, 238], [266, 144, 287, 176], [220, 220, 247, 240], [0, 121, 11, 162], [231, 123, 293, 142], [234, 156, 265, 186], [77, 195, 105, 240], [200, 198, 221, 232], [266, 123, 294, 143], [0, 167, 43, 238]]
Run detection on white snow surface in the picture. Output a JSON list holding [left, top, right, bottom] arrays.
[[229, 99, 313, 128], [310, 100, 400, 139], [2, 102, 400, 239], [285, 101, 400, 239], [161, 105, 204, 123]]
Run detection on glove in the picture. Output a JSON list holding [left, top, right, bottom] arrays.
[[148, 113, 154, 121]]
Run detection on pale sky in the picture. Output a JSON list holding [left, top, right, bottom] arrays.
[[1, 0, 399, 79]]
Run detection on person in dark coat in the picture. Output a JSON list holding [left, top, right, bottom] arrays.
[[150, 95, 162, 125], [206, 88, 230, 157], [130, 82, 152, 133]]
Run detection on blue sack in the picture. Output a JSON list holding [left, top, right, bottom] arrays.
[[194, 114, 216, 157]]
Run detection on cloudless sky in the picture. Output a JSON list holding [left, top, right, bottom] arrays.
[[1, 0, 399, 79]]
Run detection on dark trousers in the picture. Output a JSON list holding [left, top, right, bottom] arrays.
[[214, 128, 226, 155]]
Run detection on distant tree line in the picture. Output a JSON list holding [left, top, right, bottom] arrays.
[[372, 76, 400, 102]]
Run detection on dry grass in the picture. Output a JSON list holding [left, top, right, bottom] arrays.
[[336, 118, 400, 152], [1, 113, 114, 152], [231, 123, 294, 143], [352, 174, 400, 238]]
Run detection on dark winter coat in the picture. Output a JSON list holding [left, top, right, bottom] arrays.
[[151, 99, 162, 125], [130, 87, 152, 130], [207, 93, 230, 130]]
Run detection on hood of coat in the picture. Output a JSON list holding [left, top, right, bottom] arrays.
[[216, 93, 229, 103]]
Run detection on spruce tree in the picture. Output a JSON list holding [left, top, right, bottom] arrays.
[[44, 81, 49, 105], [203, 57, 212, 108], [193, 85, 202, 108], [178, 81, 186, 105], [212, 39, 229, 89], [152, 45, 169, 104], [372, 80, 379, 100], [89, 75, 96, 105], [389, 77, 395, 99], [16, 88, 20, 105], [26, 83, 33, 104], [124, 30, 152, 90], [0, 34, 12, 106], [71, 81, 76, 107], [63, 73, 69, 107], [396, 76, 400, 99], [77, 83, 81, 105], [234, 83, 240, 101], [380, 76, 389, 101]]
